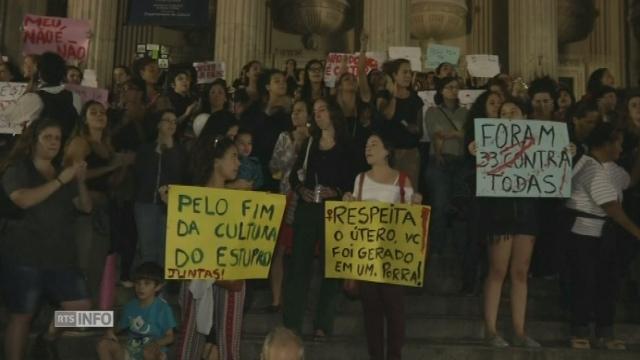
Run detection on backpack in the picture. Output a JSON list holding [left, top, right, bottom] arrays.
[[37, 89, 79, 140]]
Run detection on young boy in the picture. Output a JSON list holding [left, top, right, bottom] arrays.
[[97, 262, 176, 360], [234, 128, 264, 190]]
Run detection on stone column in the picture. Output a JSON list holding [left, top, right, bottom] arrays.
[[215, 0, 268, 84], [363, 0, 410, 52], [2, 0, 47, 63], [67, 0, 119, 87], [113, 0, 155, 72], [508, 0, 558, 80], [585, 0, 626, 86], [468, 0, 493, 54]]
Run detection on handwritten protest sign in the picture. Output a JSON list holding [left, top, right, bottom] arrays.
[[165, 185, 286, 280], [419, 89, 484, 110], [458, 90, 485, 109], [65, 84, 109, 107], [475, 118, 571, 198], [22, 14, 91, 62], [418, 91, 436, 109], [81, 69, 98, 88], [193, 61, 225, 84], [324, 201, 431, 287], [0, 82, 29, 134], [426, 44, 460, 70], [388, 47, 422, 71], [466, 54, 500, 78], [323, 52, 386, 88]]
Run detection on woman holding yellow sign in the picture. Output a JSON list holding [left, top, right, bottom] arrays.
[[342, 133, 422, 360], [178, 136, 244, 360]]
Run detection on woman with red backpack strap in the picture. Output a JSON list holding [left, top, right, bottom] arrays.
[[343, 133, 422, 360]]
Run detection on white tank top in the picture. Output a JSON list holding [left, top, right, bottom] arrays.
[[353, 173, 414, 204]]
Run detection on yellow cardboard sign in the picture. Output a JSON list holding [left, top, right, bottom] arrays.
[[324, 201, 430, 287], [165, 185, 286, 280]]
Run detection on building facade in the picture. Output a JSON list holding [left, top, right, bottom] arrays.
[[0, 0, 638, 94]]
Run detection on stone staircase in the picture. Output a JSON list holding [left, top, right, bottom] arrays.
[[2, 254, 640, 359]]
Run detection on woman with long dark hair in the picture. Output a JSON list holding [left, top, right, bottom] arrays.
[[267, 99, 311, 312], [65, 101, 134, 293], [460, 90, 503, 294], [239, 60, 262, 102], [377, 58, 424, 188], [238, 69, 292, 192], [192, 79, 232, 142], [469, 99, 541, 348], [301, 60, 327, 103], [1, 118, 92, 360], [283, 97, 354, 339], [343, 132, 422, 360], [424, 76, 468, 254], [178, 137, 244, 360], [134, 110, 188, 267], [335, 33, 373, 173], [586, 68, 616, 97]]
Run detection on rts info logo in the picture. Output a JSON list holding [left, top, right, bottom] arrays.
[[54, 311, 114, 328]]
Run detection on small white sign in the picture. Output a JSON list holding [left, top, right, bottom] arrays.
[[466, 55, 501, 78], [54, 311, 114, 328], [388, 47, 422, 72]]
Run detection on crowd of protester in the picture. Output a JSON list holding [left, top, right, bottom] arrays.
[[1, 31, 640, 360]]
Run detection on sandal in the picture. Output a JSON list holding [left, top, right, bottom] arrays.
[[596, 338, 626, 351], [570, 337, 591, 350]]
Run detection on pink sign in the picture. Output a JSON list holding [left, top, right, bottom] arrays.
[[65, 84, 109, 107], [22, 14, 91, 62], [324, 52, 386, 88]]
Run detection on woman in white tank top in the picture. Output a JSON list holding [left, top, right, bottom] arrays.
[[343, 133, 421, 360]]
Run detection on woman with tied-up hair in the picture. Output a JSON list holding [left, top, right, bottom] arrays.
[[283, 97, 354, 340]]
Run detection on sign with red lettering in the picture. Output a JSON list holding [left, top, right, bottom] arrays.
[[193, 61, 225, 84], [22, 14, 91, 62], [324, 52, 386, 88]]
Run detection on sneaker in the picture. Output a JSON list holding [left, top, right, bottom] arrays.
[[570, 337, 591, 350], [595, 337, 626, 350], [512, 335, 542, 348], [485, 334, 510, 348]]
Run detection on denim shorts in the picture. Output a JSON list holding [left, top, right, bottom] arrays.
[[0, 264, 89, 314]]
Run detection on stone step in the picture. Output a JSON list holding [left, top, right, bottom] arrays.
[[19, 333, 640, 360], [239, 336, 640, 360], [241, 313, 640, 344]]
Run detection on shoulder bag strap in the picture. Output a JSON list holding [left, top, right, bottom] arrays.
[[398, 172, 407, 203], [357, 173, 365, 201], [437, 107, 460, 132]]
